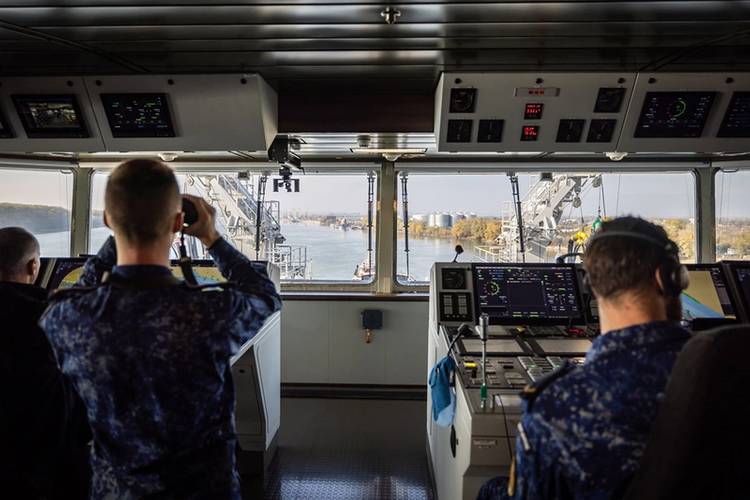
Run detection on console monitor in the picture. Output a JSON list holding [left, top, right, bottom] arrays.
[[170, 260, 226, 285], [728, 263, 750, 320], [47, 259, 225, 290], [717, 91, 750, 138], [473, 264, 583, 324], [101, 93, 176, 138], [47, 258, 87, 290], [12, 94, 89, 138], [634, 91, 715, 138], [681, 264, 737, 320]]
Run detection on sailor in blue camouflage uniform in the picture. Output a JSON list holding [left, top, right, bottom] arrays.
[[478, 216, 691, 500], [40, 159, 282, 500]]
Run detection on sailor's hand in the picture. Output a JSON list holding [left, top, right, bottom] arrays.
[[183, 194, 221, 248]]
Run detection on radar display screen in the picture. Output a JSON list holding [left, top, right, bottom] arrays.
[[47, 258, 87, 290], [12, 94, 89, 138], [682, 264, 736, 320], [473, 264, 583, 324], [717, 92, 750, 138], [634, 91, 716, 138], [101, 93, 176, 138]]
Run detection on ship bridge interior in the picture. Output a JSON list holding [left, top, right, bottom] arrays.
[[1, 1, 749, 500]]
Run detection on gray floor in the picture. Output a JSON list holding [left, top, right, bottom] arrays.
[[264, 398, 435, 500]]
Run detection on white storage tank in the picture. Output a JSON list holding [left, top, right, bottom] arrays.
[[436, 213, 452, 228]]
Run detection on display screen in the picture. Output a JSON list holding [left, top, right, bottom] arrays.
[[717, 92, 750, 138], [446, 119, 473, 142], [634, 91, 715, 138], [681, 265, 736, 320], [732, 265, 750, 315], [587, 119, 617, 143], [473, 264, 583, 323], [47, 259, 225, 290], [101, 93, 176, 138], [12, 94, 89, 138], [477, 119, 503, 143], [524, 103, 544, 120], [520, 125, 539, 142], [47, 258, 87, 290], [594, 87, 627, 113], [556, 119, 585, 143]]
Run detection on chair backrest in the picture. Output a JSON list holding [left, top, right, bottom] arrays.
[[623, 324, 750, 500]]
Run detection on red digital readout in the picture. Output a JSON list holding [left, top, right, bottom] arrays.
[[521, 125, 540, 141], [524, 102, 544, 120]]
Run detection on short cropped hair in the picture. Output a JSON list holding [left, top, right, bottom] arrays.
[[105, 159, 181, 244], [0, 227, 40, 281], [583, 216, 674, 301]]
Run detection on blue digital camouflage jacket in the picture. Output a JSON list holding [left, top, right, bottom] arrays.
[[40, 237, 282, 500], [479, 321, 690, 500]]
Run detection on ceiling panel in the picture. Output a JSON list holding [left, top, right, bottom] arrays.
[[1, 2, 748, 26], [0, 1, 746, 95]]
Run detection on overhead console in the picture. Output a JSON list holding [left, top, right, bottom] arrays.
[[435, 72, 635, 153], [618, 72, 750, 153], [436, 72, 750, 153], [0, 74, 277, 153]]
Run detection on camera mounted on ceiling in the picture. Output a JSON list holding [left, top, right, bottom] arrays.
[[268, 135, 303, 192]]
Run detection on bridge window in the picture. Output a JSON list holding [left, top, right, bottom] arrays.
[[716, 169, 750, 261], [90, 170, 377, 283], [0, 168, 73, 256], [395, 170, 696, 284]]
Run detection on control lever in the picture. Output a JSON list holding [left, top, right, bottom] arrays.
[[479, 313, 489, 410]]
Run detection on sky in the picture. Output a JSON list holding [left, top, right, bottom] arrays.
[[1, 168, 749, 220]]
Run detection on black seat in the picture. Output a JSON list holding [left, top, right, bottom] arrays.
[[623, 325, 750, 500]]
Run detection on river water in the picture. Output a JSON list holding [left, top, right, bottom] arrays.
[[37, 224, 480, 282]]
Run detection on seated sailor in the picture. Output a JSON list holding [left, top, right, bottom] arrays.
[[0, 227, 90, 499], [478, 216, 691, 500], [40, 159, 282, 499]]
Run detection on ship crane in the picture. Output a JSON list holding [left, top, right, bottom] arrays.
[[477, 173, 601, 263], [184, 174, 310, 279]]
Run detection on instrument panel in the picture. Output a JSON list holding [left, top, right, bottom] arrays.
[[436, 71, 750, 153]]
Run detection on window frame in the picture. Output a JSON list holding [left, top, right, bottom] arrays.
[[85, 163, 381, 293], [390, 163, 700, 292], [713, 165, 750, 262], [0, 161, 76, 257]]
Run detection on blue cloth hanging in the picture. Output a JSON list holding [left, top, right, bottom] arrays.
[[428, 355, 457, 427]]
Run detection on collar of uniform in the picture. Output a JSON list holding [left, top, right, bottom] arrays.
[[586, 321, 690, 364], [111, 265, 173, 279]]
